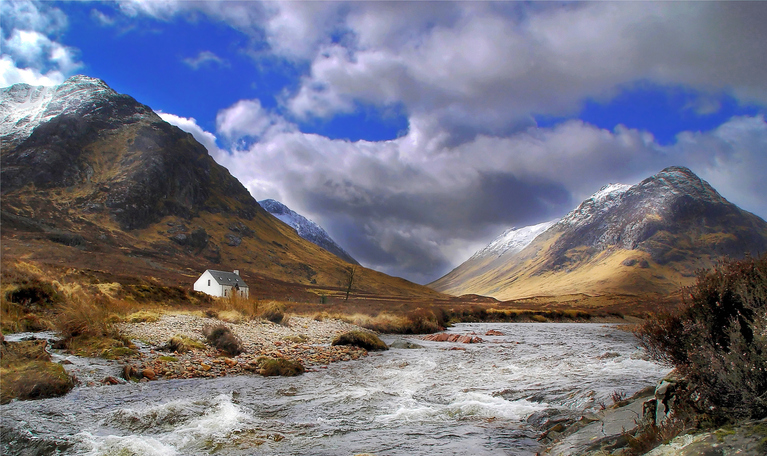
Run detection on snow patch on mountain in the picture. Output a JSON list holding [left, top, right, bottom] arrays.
[[1, 75, 148, 147], [559, 183, 632, 230], [259, 199, 358, 265], [470, 219, 558, 260]]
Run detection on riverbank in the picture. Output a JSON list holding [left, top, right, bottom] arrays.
[[540, 375, 767, 456]]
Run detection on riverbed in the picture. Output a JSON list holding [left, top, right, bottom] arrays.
[[1, 323, 670, 456]]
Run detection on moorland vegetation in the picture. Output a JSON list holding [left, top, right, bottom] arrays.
[[631, 253, 767, 451]]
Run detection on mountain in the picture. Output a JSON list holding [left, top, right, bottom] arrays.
[[258, 199, 359, 265], [430, 167, 767, 301], [0, 75, 440, 300]]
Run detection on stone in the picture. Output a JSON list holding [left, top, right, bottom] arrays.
[[422, 333, 484, 343], [141, 369, 156, 380], [389, 340, 425, 349]]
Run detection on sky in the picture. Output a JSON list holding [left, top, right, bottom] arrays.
[[2, 1, 767, 284]]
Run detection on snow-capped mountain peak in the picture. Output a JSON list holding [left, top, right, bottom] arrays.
[[558, 183, 632, 229], [1, 75, 151, 147], [259, 199, 359, 265], [470, 219, 558, 261]]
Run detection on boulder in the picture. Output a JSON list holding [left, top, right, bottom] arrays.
[[389, 339, 425, 349]]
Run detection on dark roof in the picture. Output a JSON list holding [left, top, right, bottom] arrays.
[[206, 270, 248, 288]]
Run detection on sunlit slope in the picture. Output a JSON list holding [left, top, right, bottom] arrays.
[[431, 167, 767, 300]]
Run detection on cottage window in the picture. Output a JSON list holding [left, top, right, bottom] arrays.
[[208, 280, 210, 286]]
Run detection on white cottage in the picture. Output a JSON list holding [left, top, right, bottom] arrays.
[[194, 269, 249, 299]]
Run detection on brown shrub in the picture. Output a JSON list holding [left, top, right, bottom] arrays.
[[255, 357, 304, 376], [635, 254, 767, 420], [202, 324, 244, 356], [332, 331, 388, 351]]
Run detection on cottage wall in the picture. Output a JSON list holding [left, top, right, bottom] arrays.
[[193, 270, 223, 297]]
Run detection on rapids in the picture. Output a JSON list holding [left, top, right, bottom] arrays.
[[1, 323, 670, 455]]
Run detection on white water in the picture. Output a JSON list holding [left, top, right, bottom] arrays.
[[1, 323, 669, 455]]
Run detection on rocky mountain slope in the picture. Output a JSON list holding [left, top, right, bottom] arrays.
[[0, 76, 439, 300], [430, 167, 767, 300], [259, 199, 358, 265]]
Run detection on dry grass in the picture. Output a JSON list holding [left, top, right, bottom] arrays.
[[124, 310, 161, 323]]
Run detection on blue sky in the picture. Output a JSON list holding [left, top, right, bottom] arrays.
[[2, 1, 767, 283]]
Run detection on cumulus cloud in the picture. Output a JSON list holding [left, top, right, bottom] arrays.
[[215, 99, 293, 142], [285, 2, 767, 145], [0, 0, 81, 86]]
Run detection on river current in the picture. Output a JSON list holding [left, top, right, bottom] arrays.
[[1, 323, 670, 456]]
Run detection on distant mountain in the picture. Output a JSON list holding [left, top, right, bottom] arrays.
[[430, 166, 767, 300], [0, 75, 440, 299], [259, 199, 359, 265]]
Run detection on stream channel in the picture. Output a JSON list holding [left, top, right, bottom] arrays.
[[1, 323, 670, 455]]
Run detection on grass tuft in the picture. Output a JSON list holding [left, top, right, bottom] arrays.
[[260, 301, 286, 324], [331, 330, 388, 351]]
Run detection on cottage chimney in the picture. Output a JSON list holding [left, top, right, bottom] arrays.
[[233, 270, 239, 276]]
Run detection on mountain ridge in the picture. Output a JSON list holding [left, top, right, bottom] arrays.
[[430, 166, 767, 300], [0, 75, 440, 300], [259, 199, 359, 265]]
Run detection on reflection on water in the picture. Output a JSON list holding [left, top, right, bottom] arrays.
[[1, 323, 669, 456]]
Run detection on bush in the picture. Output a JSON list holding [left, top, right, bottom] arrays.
[[260, 301, 285, 324], [164, 335, 206, 353], [635, 254, 767, 420], [255, 357, 304, 377], [404, 308, 444, 334], [331, 330, 388, 351], [202, 324, 244, 357]]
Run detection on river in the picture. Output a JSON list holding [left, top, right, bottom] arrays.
[[1, 323, 670, 456]]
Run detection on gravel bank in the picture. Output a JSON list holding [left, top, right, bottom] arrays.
[[114, 313, 374, 381]]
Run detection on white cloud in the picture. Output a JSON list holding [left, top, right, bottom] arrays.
[[215, 99, 293, 142], [182, 50, 229, 70], [284, 2, 767, 140], [675, 115, 767, 219], [1, 1, 81, 87], [90, 9, 116, 27], [0, 54, 65, 87]]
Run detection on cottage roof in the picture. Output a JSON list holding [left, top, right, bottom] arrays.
[[206, 270, 249, 288]]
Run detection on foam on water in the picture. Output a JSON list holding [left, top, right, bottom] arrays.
[[75, 393, 250, 455]]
